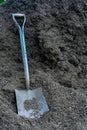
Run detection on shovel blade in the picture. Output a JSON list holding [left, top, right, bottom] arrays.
[[15, 87, 49, 119]]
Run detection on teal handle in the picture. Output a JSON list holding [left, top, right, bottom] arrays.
[[12, 13, 26, 30], [12, 13, 30, 89]]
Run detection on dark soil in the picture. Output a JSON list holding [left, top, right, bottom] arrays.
[[0, 0, 87, 130], [24, 98, 39, 111]]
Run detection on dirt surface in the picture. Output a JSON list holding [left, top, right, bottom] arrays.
[[0, 0, 87, 130], [24, 98, 39, 111]]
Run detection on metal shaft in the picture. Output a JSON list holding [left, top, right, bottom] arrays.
[[12, 14, 30, 89], [19, 28, 30, 89]]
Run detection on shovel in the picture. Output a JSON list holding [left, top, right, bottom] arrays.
[[12, 13, 49, 119]]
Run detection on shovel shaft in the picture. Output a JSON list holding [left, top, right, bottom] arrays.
[[19, 28, 30, 89], [12, 14, 30, 89]]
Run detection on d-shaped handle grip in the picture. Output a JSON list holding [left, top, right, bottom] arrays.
[[12, 13, 26, 30]]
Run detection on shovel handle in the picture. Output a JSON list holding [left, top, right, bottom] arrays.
[[12, 13, 26, 30], [12, 13, 30, 89]]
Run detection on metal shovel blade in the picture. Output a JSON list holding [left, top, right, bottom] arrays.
[[15, 87, 49, 119]]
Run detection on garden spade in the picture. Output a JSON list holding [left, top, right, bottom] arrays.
[[12, 13, 49, 119]]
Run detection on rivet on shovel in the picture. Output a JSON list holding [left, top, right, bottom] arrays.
[[12, 13, 49, 119]]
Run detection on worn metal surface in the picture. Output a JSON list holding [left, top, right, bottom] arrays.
[[15, 87, 49, 119]]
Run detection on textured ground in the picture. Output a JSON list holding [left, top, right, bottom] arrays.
[[0, 0, 87, 130]]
